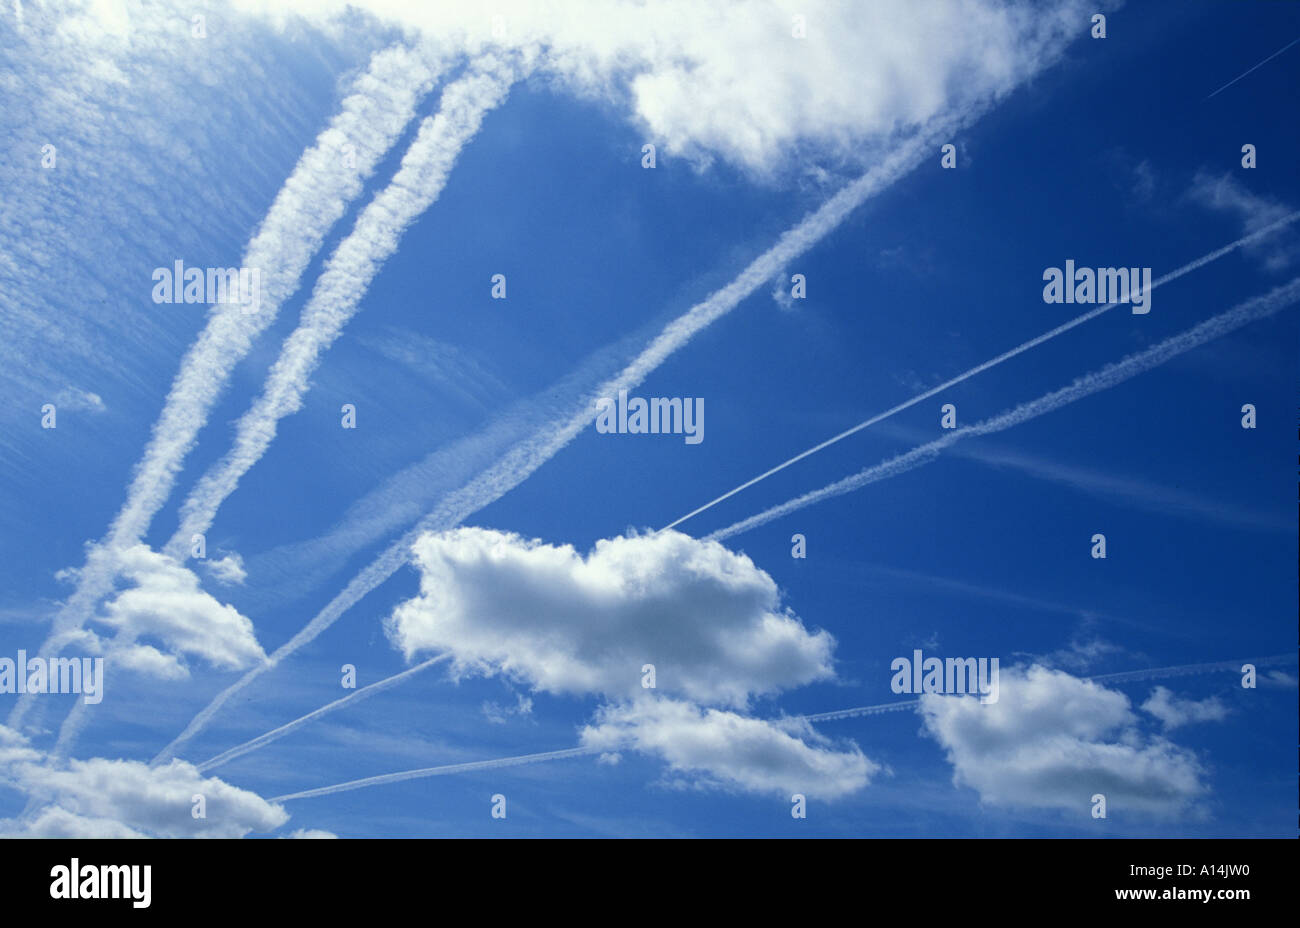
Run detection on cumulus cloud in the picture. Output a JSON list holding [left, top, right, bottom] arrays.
[[581, 696, 876, 799], [0, 725, 287, 838], [388, 527, 869, 797], [387, 528, 835, 707], [285, 828, 339, 839], [1140, 687, 1230, 730], [92, 545, 266, 677], [203, 552, 248, 586], [921, 665, 1208, 817], [237, 0, 1087, 176]]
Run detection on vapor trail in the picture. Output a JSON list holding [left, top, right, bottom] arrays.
[[153, 112, 971, 764], [709, 277, 1300, 540], [164, 54, 520, 562], [271, 747, 598, 802], [197, 655, 450, 773], [9, 43, 444, 729], [662, 212, 1300, 533]]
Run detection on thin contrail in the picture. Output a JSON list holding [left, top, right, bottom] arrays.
[[8, 44, 444, 729], [798, 654, 1294, 722], [1205, 35, 1300, 100], [271, 747, 599, 802], [153, 111, 975, 765], [163, 54, 521, 563], [709, 276, 1300, 541], [662, 212, 1300, 533], [267, 656, 1292, 801], [197, 655, 450, 772]]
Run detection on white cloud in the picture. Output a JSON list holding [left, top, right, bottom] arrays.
[[581, 696, 876, 799], [238, 0, 1087, 176], [285, 828, 338, 839], [921, 666, 1208, 817], [203, 552, 247, 586], [94, 544, 266, 676], [0, 725, 288, 838], [386, 527, 836, 707], [1140, 686, 1230, 730]]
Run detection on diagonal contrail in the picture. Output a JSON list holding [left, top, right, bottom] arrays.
[[152, 111, 976, 765], [708, 276, 1300, 541], [1205, 35, 1300, 100], [662, 212, 1300, 533], [197, 655, 451, 772], [8, 43, 446, 730]]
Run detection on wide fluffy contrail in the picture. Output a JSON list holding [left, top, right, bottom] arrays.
[[663, 211, 1300, 533], [197, 655, 450, 772], [271, 746, 599, 802], [266, 655, 1292, 801], [8, 44, 444, 729], [153, 113, 974, 764], [164, 54, 520, 561], [710, 277, 1300, 541]]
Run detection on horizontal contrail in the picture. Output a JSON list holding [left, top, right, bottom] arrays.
[[164, 54, 520, 562], [798, 654, 1294, 722], [663, 212, 1300, 533], [267, 655, 1291, 800], [153, 111, 974, 765], [709, 276, 1300, 540], [197, 655, 451, 773], [8, 44, 444, 729], [271, 746, 599, 802]]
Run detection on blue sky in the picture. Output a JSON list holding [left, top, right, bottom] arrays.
[[1, 0, 1297, 838]]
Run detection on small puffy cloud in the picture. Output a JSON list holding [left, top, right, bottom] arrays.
[[921, 666, 1208, 817], [387, 528, 835, 708], [581, 696, 876, 799], [0, 725, 287, 838], [95, 545, 266, 676], [203, 552, 247, 586], [1140, 687, 1230, 730], [53, 387, 106, 413], [1187, 171, 1298, 271], [284, 828, 338, 839]]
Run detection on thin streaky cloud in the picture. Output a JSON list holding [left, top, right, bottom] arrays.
[[708, 277, 1300, 541], [662, 213, 1300, 533], [1204, 35, 1300, 99]]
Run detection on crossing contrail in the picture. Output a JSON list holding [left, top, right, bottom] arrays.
[[197, 655, 451, 772], [266, 655, 1292, 801], [662, 211, 1300, 533], [8, 43, 445, 730], [708, 276, 1300, 540], [152, 111, 976, 765], [1205, 35, 1300, 100]]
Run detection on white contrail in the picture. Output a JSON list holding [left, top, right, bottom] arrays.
[[266, 654, 1292, 801], [197, 655, 451, 772], [709, 277, 1300, 541], [662, 212, 1300, 533], [153, 112, 974, 764], [271, 746, 599, 802], [8, 43, 444, 729], [799, 655, 1293, 722], [164, 54, 521, 561], [1205, 35, 1300, 99]]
